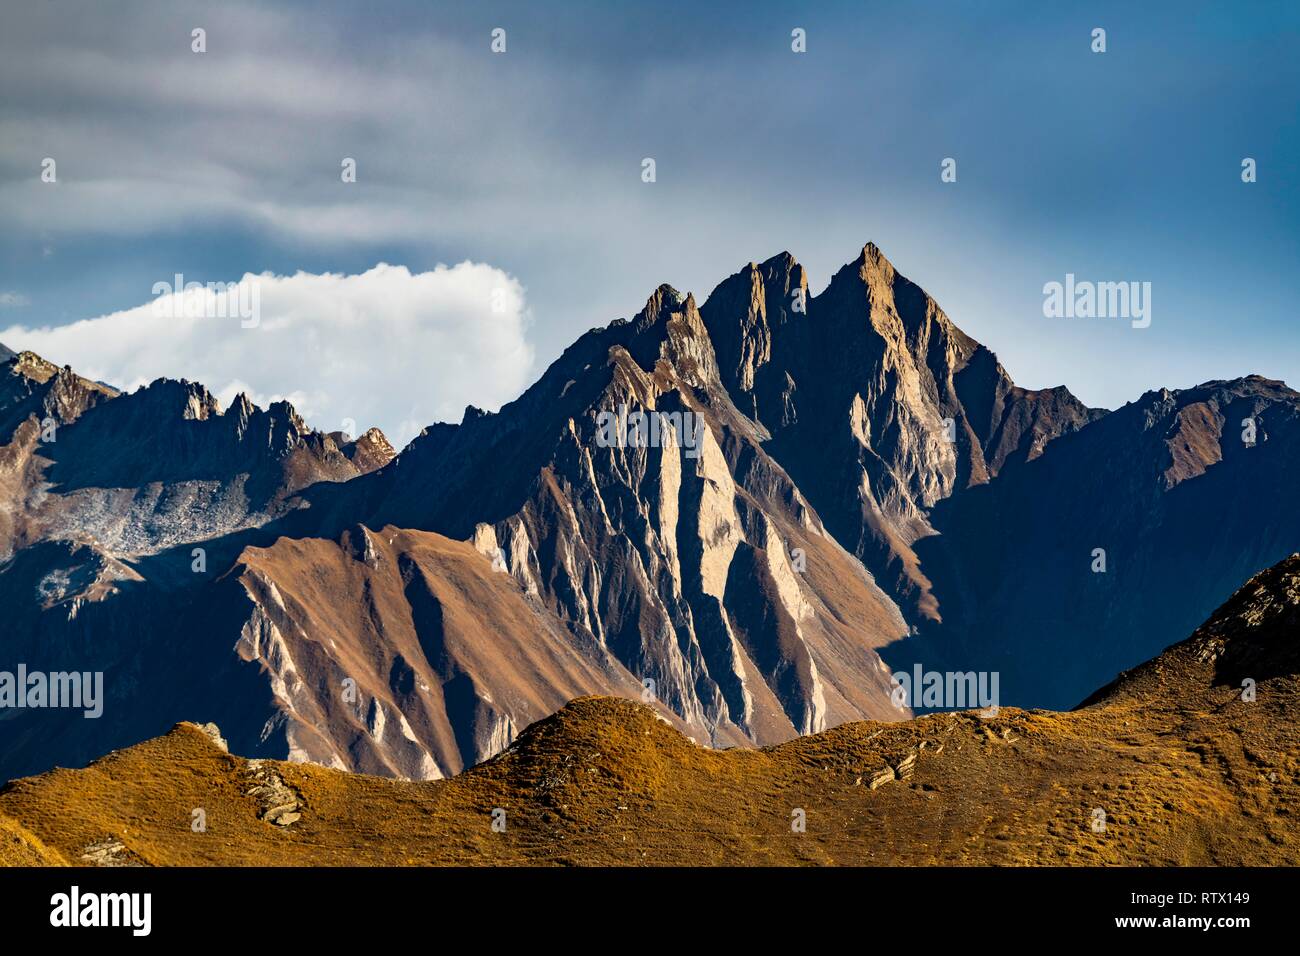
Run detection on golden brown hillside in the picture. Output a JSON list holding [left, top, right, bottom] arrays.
[[4, 557, 1299, 867], [0, 814, 67, 866]]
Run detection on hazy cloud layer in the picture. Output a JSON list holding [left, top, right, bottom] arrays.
[[1, 262, 532, 448]]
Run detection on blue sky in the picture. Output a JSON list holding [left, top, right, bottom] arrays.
[[1, 0, 1297, 440]]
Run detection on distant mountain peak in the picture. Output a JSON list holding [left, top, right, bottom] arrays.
[[7, 349, 61, 384], [859, 239, 887, 262], [228, 391, 256, 418], [755, 250, 800, 273], [635, 284, 687, 326]]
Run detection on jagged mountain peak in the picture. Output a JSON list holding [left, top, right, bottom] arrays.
[[103, 377, 319, 444], [227, 390, 256, 420], [1120, 374, 1299, 439], [132, 377, 224, 421], [817, 241, 900, 293], [6, 348, 66, 384], [1, 347, 119, 446], [1135, 374, 1295, 407], [3, 346, 119, 395], [824, 241, 958, 340], [329, 426, 396, 473], [698, 241, 1106, 627], [858, 240, 890, 266], [1189, 374, 1294, 401], [747, 250, 802, 276], [698, 252, 808, 412], [266, 397, 308, 430], [322, 249, 916, 755], [634, 283, 688, 325]]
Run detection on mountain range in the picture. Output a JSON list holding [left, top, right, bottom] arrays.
[[3, 242, 1298, 786]]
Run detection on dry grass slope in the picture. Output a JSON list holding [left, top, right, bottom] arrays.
[[0, 688, 1295, 867], [4, 556, 1299, 867], [0, 814, 67, 866]]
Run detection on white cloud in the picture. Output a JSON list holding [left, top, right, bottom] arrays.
[[0, 292, 30, 307], [0, 262, 533, 450]]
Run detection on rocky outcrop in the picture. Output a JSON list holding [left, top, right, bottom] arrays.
[[246, 759, 304, 827], [79, 836, 141, 867], [334, 427, 396, 474]]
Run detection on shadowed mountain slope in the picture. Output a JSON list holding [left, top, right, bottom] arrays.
[[910, 375, 1300, 708]]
